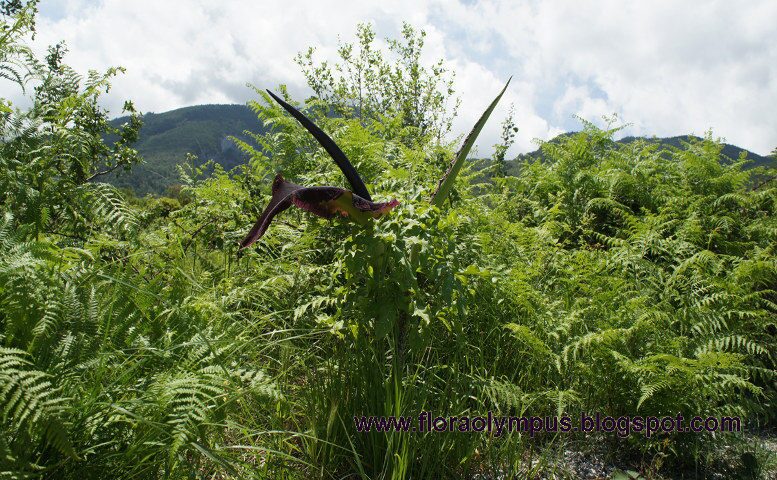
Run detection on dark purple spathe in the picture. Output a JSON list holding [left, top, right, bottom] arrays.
[[239, 174, 399, 249]]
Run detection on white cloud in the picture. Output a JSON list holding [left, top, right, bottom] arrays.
[[3, 0, 775, 156], [441, 0, 777, 153]]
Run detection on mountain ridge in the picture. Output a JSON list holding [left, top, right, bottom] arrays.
[[107, 104, 773, 195]]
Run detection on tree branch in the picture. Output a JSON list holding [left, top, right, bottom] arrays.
[[86, 163, 125, 182]]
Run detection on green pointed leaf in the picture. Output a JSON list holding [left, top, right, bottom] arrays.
[[431, 77, 512, 207]]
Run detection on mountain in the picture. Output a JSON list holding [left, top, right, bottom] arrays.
[[106, 104, 773, 195], [620, 135, 772, 168], [107, 104, 264, 195], [504, 133, 772, 176]]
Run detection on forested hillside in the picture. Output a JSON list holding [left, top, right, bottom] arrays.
[[106, 104, 263, 195], [1, 4, 776, 479]]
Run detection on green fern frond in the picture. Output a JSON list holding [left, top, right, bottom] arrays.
[[0, 348, 76, 459]]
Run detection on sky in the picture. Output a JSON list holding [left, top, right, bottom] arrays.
[[5, 0, 777, 156]]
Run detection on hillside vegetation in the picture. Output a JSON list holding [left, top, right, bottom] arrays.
[[107, 104, 263, 195], [105, 105, 772, 196], [1, 5, 776, 479]]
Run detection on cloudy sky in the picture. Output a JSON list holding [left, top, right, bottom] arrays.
[[8, 0, 777, 156]]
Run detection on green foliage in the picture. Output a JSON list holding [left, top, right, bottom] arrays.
[[224, 91, 775, 477], [296, 22, 460, 144], [1, 6, 775, 479], [0, 3, 142, 240], [491, 103, 518, 179]]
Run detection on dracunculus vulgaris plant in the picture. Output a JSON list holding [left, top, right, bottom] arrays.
[[239, 78, 511, 249], [238, 80, 510, 475]]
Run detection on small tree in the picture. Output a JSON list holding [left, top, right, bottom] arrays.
[[295, 22, 460, 144], [492, 103, 518, 177], [0, 0, 142, 239]]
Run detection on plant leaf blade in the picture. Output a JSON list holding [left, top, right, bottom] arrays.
[[431, 77, 512, 207], [266, 89, 373, 201]]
